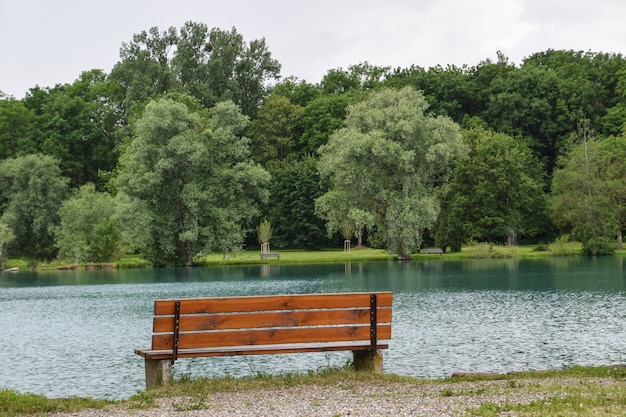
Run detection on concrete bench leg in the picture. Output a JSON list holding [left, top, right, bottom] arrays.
[[352, 350, 383, 372], [144, 358, 172, 390]]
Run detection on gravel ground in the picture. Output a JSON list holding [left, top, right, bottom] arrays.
[[44, 379, 565, 417]]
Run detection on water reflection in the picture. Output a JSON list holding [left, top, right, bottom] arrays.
[[0, 256, 625, 400]]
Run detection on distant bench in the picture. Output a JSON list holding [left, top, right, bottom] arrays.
[[422, 248, 444, 255], [260, 252, 280, 260], [135, 292, 393, 389]]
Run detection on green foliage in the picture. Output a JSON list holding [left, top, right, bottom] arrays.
[[111, 22, 281, 118], [55, 184, 122, 263], [116, 97, 269, 266], [463, 242, 518, 258], [5, 43, 626, 261], [247, 94, 304, 165], [0, 221, 14, 266], [268, 157, 332, 249], [338, 222, 354, 241], [551, 123, 620, 254], [0, 97, 36, 159], [582, 236, 617, 256], [320, 62, 389, 94], [22, 73, 121, 189], [479, 65, 571, 173], [385, 64, 477, 122], [271, 76, 321, 107], [317, 87, 464, 257], [439, 127, 551, 247], [256, 218, 272, 244], [298, 93, 353, 155], [0, 154, 68, 259]]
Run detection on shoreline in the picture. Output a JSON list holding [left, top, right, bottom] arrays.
[[6, 242, 618, 272]]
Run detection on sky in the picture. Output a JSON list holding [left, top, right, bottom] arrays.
[[1, 0, 626, 99]]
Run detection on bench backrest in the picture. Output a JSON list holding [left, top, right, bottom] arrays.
[[150, 292, 392, 359]]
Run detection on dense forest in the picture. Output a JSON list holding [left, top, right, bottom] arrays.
[[1, 21, 625, 266]]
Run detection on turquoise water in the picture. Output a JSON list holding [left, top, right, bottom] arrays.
[[1, 256, 625, 399]]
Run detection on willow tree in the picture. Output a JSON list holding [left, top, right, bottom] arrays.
[[316, 87, 464, 259], [116, 96, 269, 266], [0, 154, 68, 259]]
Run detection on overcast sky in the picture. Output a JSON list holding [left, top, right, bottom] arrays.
[[1, 0, 625, 99]]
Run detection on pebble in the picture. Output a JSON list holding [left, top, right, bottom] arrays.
[[45, 379, 563, 417]]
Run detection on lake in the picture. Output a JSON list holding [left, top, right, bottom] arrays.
[[1, 256, 625, 399]]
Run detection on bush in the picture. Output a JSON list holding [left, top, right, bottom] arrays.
[[464, 241, 517, 258], [548, 235, 574, 255], [582, 236, 617, 256]]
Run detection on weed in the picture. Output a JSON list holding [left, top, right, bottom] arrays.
[[173, 401, 208, 411], [440, 388, 457, 397]]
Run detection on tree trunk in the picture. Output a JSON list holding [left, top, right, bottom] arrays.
[[619, 229, 624, 250], [506, 226, 517, 247]]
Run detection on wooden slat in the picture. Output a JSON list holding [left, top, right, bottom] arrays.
[[151, 324, 392, 350], [136, 341, 390, 360], [153, 292, 393, 316], [153, 307, 392, 332]]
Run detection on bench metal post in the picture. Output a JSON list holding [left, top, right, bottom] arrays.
[[352, 293, 383, 372], [370, 293, 377, 350], [172, 301, 181, 364]]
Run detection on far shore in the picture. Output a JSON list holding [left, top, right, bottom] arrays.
[[5, 241, 623, 272]]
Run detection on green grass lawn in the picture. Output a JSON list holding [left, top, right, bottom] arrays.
[[5, 240, 623, 271]]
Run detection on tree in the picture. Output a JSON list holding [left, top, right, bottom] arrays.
[[0, 221, 14, 267], [271, 76, 321, 107], [267, 156, 332, 249], [438, 127, 550, 249], [256, 218, 272, 247], [116, 96, 269, 266], [480, 65, 571, 174], [315, 188, 374, 248], [320, 62, 389, 94], [316, 87, 464, 258], [0, 97, 37, 159], [0, 154, 68, 259], [111, 23, 281, 119], [110, 25, 179, 109], [247, 94, 304, 165], [298, 93, 352, 155], [21, 72, 123, 189], [385, 63, 477, 122], [602, 133, 626, 249], [55, 184, 122, 263], [551, 122, 617, 255]]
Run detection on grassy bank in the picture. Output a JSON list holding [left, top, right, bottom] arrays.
[[6, 241, 618, 271], [4, 366, 626, 416]]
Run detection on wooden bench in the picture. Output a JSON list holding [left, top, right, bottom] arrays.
[[422, 248, 444, 255], [260, 252, 280, 260], [135, 292, 393, 389]]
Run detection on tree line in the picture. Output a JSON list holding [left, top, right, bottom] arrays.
[[1, 21, 625, 266]]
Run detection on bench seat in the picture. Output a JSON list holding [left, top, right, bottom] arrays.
[[136, 340, 389, 360], [135, 292, 392, 389], [422, 248, 444, 255]]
